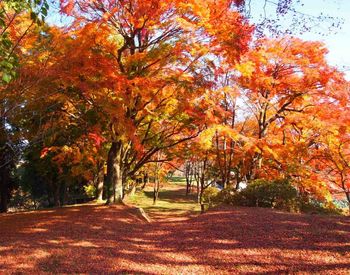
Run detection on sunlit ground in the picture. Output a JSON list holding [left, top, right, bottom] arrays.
[[1, 182, 349, 274]]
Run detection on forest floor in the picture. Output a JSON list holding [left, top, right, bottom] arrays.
[[1, 180, 350, 274]]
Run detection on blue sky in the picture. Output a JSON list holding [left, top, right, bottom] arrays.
[[300, 0, 350, 71], [47, 0, 350, 74], [247, 0, 350, 76]]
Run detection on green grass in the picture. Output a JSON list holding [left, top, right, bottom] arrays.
[[167, 176, 186, 184], [126, 180, 200, 219]]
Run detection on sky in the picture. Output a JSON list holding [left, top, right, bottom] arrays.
[[246, 0, 350, 76], [299, 0, 350, 70], [47, 0, 350, 75]]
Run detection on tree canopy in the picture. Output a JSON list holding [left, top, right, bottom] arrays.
[[0, 0, 349, 213]]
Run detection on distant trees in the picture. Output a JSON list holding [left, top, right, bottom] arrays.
[[181, 37, 350, 208]]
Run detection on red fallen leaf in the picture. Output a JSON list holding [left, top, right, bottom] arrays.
[[1, 185, 349, 274]]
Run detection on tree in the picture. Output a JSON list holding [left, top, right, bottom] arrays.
[[0, 0, 49, 213], [317, 105, 350, 211], [235, 37, 342, 180], [55, 0, 253, 204]]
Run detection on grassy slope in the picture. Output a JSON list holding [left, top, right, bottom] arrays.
[[125, 178, 200, 220]]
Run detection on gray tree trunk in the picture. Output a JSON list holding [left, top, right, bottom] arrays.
[[105, 142, 123, 204]]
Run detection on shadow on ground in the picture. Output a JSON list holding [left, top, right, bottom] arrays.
[[0, 185, 349, 274]]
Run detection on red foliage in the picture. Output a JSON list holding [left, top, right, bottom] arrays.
[[60, 0, 74, 15], [40, 147, 51, 159], [88, 133, 106, 148]]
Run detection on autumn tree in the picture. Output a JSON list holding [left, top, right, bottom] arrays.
[[55, 0, 253, 204], [0, 0, 49, 213], [235, 37, 343, 180], [2, 0, 348, 213], [316, 103, 350, 210]]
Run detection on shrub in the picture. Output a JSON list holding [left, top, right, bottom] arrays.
[[84, 184, 96, 198], [241, 179, 298, 210], [202, 187, 220, 206], [216, 179, 299, 211], [214, 187, 237, 204], [9, 188, 41, 210], [213, 179, 344, 215], [300, 199, 343, 215]]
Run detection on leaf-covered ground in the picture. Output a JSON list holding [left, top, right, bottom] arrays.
[[1, 183, 350, 274]]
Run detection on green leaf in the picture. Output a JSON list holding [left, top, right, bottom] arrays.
[[30, 11, 37, 21], [2, 73, 12, 84], [41, 7, 47, 17]]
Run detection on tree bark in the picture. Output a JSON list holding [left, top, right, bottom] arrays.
[[53, 184, 60, 207], [95, 164, 104, 201], [141, 172, 148, 190], [153, 176, 160, 205], [114, 163, 123, 203], [59, 182, 66, 206], [0, 119, 10, 213], [0, 169, 9, 213], [185, 162, 193, 195], [105, 142, 123, 204], [153, 160, 161, 205]]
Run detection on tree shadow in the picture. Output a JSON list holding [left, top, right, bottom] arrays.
[[0, 203, 349, 273]]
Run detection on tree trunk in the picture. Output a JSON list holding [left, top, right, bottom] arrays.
[[46, 183, 54, 207], [59, 182, 66, 206], [141, 173, 148, 190], [105, 142, 123, 204], [186, 178, 190, 195], [0, 120, 10, 213], [186, 175, 192, 196], [0, 170, 9, 213], [199, 174, 205, 204], [114, 163, 123, 203], [153, 159, 161, 205], [153, 177, 160, 205], [197, 179, 200, 204], [95, 165, 104, 201], [185, 162, 193, 196], [53, 185, 60, 207]]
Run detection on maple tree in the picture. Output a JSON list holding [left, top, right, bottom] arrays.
[[52, 0, 253, 204], [2, 2, 350, 274], [315, 104, 350, 210], [234, 37, 345, 179], [180, 36, 350, 209]]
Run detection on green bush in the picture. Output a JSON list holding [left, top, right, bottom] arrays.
[[300, 199, 343, 215], [216, 179, 299, 211], [202, 187, 220, 206], [214, 187, 237, 204], [211, 179, 345, 215], [240, 179, 298, 210]]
